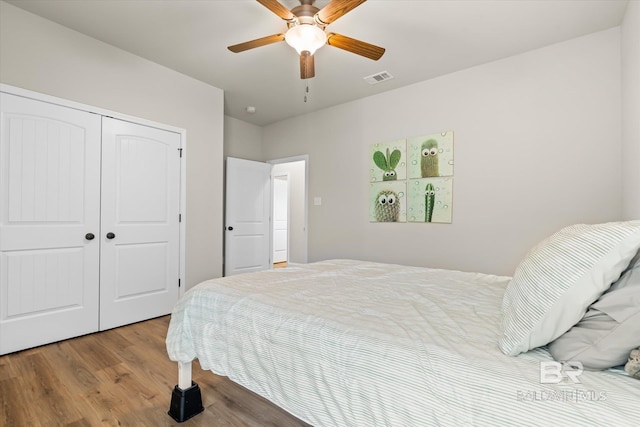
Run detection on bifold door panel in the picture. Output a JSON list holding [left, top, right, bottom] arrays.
[[99, 117, 180, 331], [0, 93, 101, 354]]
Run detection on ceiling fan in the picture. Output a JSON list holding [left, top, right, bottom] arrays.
[[227, 0, 385, 79]]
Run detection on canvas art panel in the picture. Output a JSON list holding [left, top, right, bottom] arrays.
[[408, 131, 454, 178], [407, 177, 453, 223], [369, 181, 407, 223], [370, 139, 407, 182]]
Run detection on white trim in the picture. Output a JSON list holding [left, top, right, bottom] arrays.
[[179, 134, 187, 296], [0, 83, 188, 296], [0, 83, 184, 134]]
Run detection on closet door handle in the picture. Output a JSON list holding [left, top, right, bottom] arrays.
[[85, 233, 95, 240], [106, 232, 116, 239]]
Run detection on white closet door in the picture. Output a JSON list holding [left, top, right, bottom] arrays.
[[0, 93, 101, 355], [99, 117, 180, 330]]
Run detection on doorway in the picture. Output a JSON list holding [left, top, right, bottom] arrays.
[[269, 156, 308, 266], [224, 156, 308, 276], [272, 173, 289, 266]]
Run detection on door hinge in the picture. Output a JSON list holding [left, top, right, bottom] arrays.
[[179, 213, 182, 222], [178, 279, 181, 288], [178, 148, 183, 157]]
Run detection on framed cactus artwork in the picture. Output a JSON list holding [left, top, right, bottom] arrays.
[[370, 139, 407, 183], [407, 177, 453, 223], [369, 181, 407, 222], [407, 131, 454, 178], [369, 131, 454, 224]]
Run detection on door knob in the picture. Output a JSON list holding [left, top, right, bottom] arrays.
[[227, 226, 233, 231], [106, 232, 116, 239], [85, 233, 95, 240]]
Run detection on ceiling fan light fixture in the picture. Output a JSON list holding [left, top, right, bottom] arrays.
[[228, 0, 384, 80], [285, 23, 326, 55]]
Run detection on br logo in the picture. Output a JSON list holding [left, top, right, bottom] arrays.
[[540, 361, 584, 384]]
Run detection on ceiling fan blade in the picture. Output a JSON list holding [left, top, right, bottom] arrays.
[[315, 0, 367, 25], [227, 34, 285, 53], [326, 33, 385, 60], [300, 51, 315, 79], [257, 0, 295, 22]]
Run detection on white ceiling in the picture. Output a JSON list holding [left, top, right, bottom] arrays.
[[7, 0, 629, 126]]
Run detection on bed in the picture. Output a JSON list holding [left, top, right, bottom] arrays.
[[166, 222, 640, 426]]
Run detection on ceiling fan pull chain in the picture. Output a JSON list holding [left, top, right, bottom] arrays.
[[304, 83, 309, 103]]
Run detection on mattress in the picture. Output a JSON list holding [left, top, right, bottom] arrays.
[[166, 259, 640, 426]]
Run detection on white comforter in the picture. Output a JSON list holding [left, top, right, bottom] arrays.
[[166, 259, 640, 426]]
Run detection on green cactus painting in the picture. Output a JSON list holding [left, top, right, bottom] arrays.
[[424, 183, 435, 222], [374, 189, 400, 222], [407, 177, 453, 223], [420, 139, 439, 177], [370, 181, 406, 222], [373, 147, 401, 181], [408, 132, 453, 179]]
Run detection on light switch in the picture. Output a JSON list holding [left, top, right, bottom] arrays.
[[314, 197, 322, 206]]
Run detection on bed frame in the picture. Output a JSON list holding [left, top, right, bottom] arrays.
[[164, 258, 640, 425], [168, 361, 203, 422]]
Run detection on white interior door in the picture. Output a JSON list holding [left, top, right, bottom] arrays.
[[272, 175, 288, 263], [99, 117, 181, 330], [0, 93, 101, 354], [225, 157, 272, 276]]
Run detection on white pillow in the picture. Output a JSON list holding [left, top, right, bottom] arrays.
[[547, 249, 640, 369], [498, 221, 640, 356]]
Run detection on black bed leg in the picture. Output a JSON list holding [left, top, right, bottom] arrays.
[[168, 381, 204, 422]]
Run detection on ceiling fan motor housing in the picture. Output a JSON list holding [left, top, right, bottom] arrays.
[[291, 0, 321, 21]]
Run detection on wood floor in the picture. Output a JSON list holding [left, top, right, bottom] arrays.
[[0, 316, 311, 427]]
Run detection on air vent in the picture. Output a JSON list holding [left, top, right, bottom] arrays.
[[363, 71, 394, 85]]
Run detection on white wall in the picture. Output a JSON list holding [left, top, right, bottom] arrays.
[[0, 2, 224, 287], [263, 29, 622, 276], [622, 0, 640, 220], [224, 116, 264, 162]]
